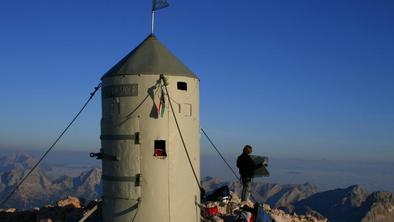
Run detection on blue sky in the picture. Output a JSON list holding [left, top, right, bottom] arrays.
[[0, 0, 393, 161]]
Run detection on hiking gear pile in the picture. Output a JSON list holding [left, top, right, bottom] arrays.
[[200, 186, 274, 222]]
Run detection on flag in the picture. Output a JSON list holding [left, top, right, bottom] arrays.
[[158, 89, 166, 118], [152, 0, 169, 11]]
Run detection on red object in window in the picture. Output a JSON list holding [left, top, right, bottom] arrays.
[[154, 149, 166, 157], [207, 206, 219, 216]]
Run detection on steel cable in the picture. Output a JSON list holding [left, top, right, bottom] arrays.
[[201, 128, 240, 181], [160, 75, 203, 191], [0, 83, 102, 208], [201, 128, 260, 203]]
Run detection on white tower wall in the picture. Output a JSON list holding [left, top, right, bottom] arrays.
[[101, 74, 200, 222]]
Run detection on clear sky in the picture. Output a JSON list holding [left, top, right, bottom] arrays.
[[0, 0, 393, 162]]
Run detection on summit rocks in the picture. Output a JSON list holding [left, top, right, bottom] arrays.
[[57, 196, 82, 208], [0, 196, 101, 222], [202, 177, 394, 222], [1, 153, 393, 221]]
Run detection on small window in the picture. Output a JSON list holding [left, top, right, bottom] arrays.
[[154, 140, 167, 157], [177, 82, 187, 91]]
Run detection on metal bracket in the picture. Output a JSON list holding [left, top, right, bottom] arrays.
[[90, 152, 103, 159], [134, 132, 140, 144], [90, 152, 120, 161], [135, 173, 141, 187]]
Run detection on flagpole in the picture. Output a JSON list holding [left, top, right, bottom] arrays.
[[151, 10, 155, 34], [151, 0, 169, 34]]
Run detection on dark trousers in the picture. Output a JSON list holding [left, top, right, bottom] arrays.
[[241, 177, 251, 201]]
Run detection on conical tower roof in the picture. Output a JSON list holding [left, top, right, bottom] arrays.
[[102, 34, 197, 79]]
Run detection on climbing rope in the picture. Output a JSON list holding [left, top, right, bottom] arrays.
[[0, 75, 260, 208], [201, 128, 240, 181], [201, 128, 260, 203], [159, 74, 203, 192], [159, 74, 260, 202], [0, 83, 102, 208]]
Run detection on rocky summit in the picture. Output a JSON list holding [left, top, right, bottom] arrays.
[[202, 177, 394, 222], [0, 196, 101, 222], [0, 194, 326, 222], [0, 153, 393, 221]]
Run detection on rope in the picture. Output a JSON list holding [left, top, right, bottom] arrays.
[[0, 83, 102, 208], [201, 128, 240, 181], [159, 74, 258, 202], [201, 128, 259, 203], [78, 203, 98, 222], [120, 81, 162, 126], [131, 198, 141, 222], [159, 75, 202, 191]]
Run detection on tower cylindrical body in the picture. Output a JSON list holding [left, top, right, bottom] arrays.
[[101, 73, 200, 222]]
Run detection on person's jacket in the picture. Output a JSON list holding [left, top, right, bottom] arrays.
[[236, 153, 260, 178]]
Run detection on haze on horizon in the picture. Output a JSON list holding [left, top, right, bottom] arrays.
[[1, 0, 393, 164]]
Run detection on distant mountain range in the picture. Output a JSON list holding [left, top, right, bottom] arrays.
[[202, 177, 394, 222], [202, 176, 318, 208], [1, 153, 393, 222], [0, 153, 101, 209], [290, 185, 394, 222]]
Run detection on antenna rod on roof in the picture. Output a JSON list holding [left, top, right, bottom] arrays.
[[151, 0, 170, 34], [151, 10, 156, 34]]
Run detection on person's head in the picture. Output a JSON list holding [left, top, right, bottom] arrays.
[[243, 145, 253, 155]]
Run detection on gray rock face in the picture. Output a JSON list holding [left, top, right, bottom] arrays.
[[201, 177, 318, 207], [0, 196, 101, 222], [361, 191, 394, 222], [202, 177, 394, 222], [0, 153, 102, 209], [0, 152, 38, 172], [250, 182, 318, 208], [291, 185, 394, 222], [1, 153, 393, 222], [290, 185, 368, 222]]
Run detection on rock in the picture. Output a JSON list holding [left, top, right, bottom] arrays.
[[230, 191, 241, 204], [202, 177, 318, 209], [262, 203, 271, 211], [37, 205, 84, 222], [200, 187, 327, 222], [0, 160, 102, 210], [33, 207, 40, 212], [5, 208, 16, 213], [57, 196, 81, 208], [241, 199, 255, 208], [0, 196, 327, 222], [0, 210, 37, 222]]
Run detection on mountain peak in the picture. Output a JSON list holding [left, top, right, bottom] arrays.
[[0, 152, 37, 171]]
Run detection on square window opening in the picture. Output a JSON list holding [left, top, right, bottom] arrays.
[[177, 82, 187, 91], [154, 140, 167, 157]]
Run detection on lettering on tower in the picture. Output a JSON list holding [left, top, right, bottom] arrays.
[[102, 84, 138, 98]]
